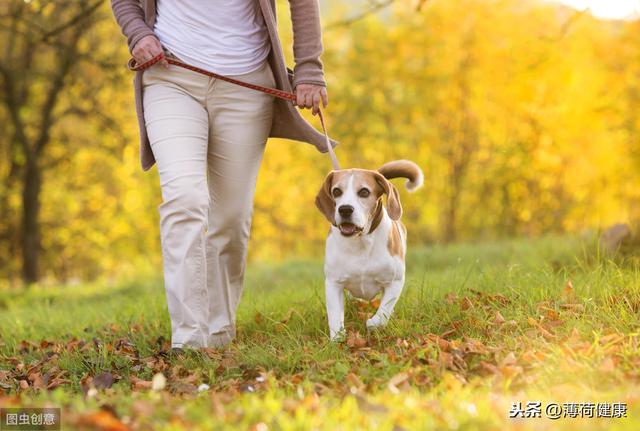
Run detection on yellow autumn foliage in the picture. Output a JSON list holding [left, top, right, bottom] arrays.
[[1, 0, 639, 282]]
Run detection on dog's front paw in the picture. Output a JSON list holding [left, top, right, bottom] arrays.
[[366, 313, 389, 330]]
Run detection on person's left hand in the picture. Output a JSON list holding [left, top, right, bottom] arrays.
[[295, 84, 329, 115]]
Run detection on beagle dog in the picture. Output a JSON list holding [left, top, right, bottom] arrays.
[[315, 160, 423, 340]]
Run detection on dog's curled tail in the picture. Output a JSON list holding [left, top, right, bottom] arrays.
[[378, 160, 424, 192]]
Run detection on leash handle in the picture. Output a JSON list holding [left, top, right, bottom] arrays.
[[129, 53, 340, 169], [317, 110, 340, 170]]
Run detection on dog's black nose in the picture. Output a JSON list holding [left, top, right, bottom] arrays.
[[338, 205, 354, 217]]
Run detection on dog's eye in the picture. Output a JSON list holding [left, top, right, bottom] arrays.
[[332, 188, 342, 198], [358, 188, 370, 198]]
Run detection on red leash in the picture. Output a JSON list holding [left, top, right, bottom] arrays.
[[129, 52, 340, 170]]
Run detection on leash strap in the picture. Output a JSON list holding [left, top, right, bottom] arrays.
[[317, 110, 340, 171], [129, 52, 340, 170]]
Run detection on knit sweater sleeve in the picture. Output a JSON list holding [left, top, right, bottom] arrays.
[[288, 0, 326, 88], [110, 0, 156, 54]]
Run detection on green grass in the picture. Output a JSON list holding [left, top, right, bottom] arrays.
[[1, 235, 639, 430]]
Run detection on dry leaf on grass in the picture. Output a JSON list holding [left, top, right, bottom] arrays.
[[129, 376, 152, 391], [559, 303, 585, 312], [387, 372, 409, 394], [347, 331, 367, 349], [562, 280, 574, 300], [460, 297, 474, 310], [76, 410, 130, 431], [501, 352, 517, 367], [346, 373, 364, 391], [93, 372, 115, 390]]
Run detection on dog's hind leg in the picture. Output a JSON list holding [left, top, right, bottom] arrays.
[[366, 278, 404, 330], [325, 279, 345, 340]]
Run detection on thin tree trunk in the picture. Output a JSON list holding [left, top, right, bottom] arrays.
[[21, 158, 41, 284], [443, 162, 462, 243], [443, 196, 458, 242]]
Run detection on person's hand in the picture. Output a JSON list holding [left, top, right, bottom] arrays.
[[132, 35, 168, 68], [295, 84, 329, 115]]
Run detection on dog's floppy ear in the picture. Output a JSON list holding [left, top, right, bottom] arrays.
[[315, 171, 336, 224], [374, 173, 402, 221]]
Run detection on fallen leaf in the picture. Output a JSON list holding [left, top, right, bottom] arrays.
[[440, 328, 457, 338], [559, 303, 585, 312], [290, 373, 304, 384], [47, 378, 70, 390], [462, 338, 488, 355], [220, 356, 237, 369], [479, 361, 498, 375], [28, 372, 46, 391], [436, 337, 450, 351], [346, 373, 364, 391], [493, 311, 506, 325], [563, 280, 574, 300], [501, 352, 517, 367], [499, 365, 523, 379], [130, 376, 152, 391], [347, 331, 367, 349], [76, 410, 130, 431], [387, 372, 409, 394], [460, 297, 474, 310], [93, 372, 115, 390], [170, 381, 198, 395], [370, 297, 381, 309]]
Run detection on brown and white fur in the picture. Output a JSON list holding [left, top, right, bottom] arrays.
[[315, 160, 423, 340]]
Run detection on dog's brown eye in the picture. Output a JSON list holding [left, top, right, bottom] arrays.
[[332, 188, 342, 198], [358, 188, 370, 198]]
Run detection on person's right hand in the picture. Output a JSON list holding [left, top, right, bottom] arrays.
[[132, 35, 169, 68]]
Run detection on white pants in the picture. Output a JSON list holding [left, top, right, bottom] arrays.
[[142, 59, 275, 348]]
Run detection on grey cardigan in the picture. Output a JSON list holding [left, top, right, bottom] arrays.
[[110, 0, 335, 171]]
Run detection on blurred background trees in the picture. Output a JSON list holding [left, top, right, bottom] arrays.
[[0, 0, 159, 285], [0, 0, 639, 286]]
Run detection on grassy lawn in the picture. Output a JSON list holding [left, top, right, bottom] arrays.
[[1, 235, 639, 430]]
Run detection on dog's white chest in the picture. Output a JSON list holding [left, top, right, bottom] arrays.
[[324, 226, 404, 300]]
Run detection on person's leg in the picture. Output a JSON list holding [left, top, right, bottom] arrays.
[[142, 64, 211, 349], [204, 61, 275, 347]]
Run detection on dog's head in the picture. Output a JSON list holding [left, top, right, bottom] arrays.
[[315, 169, 402, 237]]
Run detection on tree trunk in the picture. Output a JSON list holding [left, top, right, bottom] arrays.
[[443, 170, 461, 243], [21, 158, 42, 284], [443, 198, 458, 242]]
